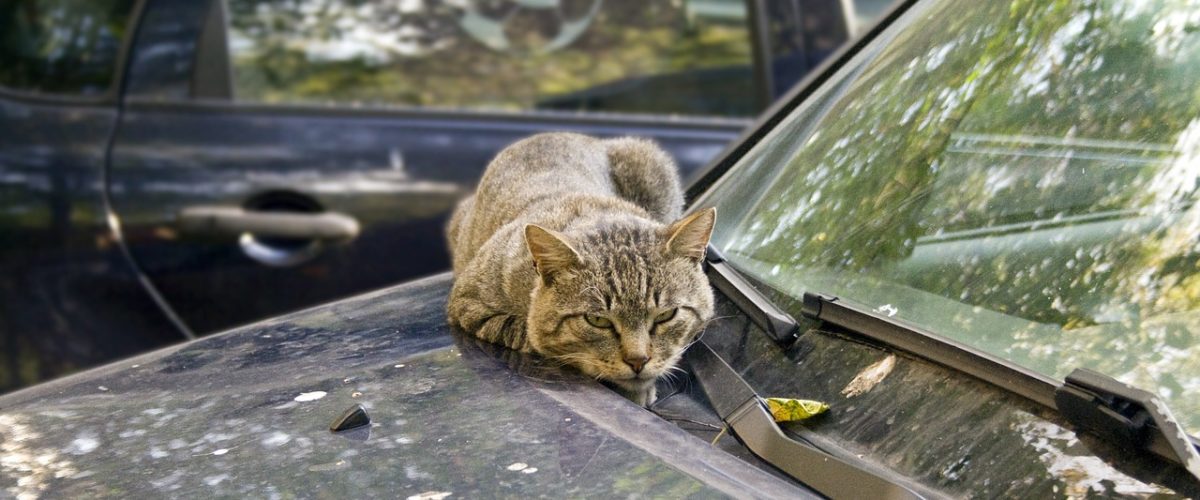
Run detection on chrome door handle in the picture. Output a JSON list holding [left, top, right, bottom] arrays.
[[177, 206, 360, 241]]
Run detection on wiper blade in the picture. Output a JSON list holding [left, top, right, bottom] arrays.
[[802, 292, 1200, 480]]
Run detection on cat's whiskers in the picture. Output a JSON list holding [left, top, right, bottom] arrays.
[[550, 352, 612, 377]]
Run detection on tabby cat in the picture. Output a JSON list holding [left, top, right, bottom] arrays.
[[446, 132, 715, 406]]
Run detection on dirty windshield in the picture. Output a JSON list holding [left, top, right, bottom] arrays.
[[699, 0, 1200, 434]]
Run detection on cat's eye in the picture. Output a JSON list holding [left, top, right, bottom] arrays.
[[654, 308, 678, 324], [584, 314, 613, 329]]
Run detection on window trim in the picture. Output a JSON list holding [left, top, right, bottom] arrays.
[[191, 0, 770, 119], [191, 0, 232, 100], [0, 0, 148, 106], [123, 95, 756, 132]]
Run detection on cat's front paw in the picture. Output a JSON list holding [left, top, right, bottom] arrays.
[[632, 384, 657, 407], [610, 379, 657, 407]]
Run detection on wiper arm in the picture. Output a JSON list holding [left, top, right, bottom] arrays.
[[686, 341, 930, 499], [802, 292, 1200, 480], [704, 245, 800, 344]]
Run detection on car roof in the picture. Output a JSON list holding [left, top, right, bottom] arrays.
[[0, 273, 807, 498]]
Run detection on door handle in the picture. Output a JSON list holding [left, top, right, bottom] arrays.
[[177, 206, 360, 241]]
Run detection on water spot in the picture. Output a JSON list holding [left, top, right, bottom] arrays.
[[876, 304, 899, 317], [308, 460, 349, 472], [204, 473, 230, 486], [351, 392, 363, 398], [405, 465, 432, 480], [407, 492, 451, 500], [68, 436, 100, 455], [69, 470, 96, 480], [262, 431, 291, 447], [564, 418, 571, 422], [506, 462, 529, 471], [97, 386, 109, 392], [294, 391, 327, 402], [149, 447, 169, 459], [212, 448, 229, 456], [521, 467, 538, 474], [394, 364, 406, 368], [395, 436, 414, 444], [398, 378, 436, 395]]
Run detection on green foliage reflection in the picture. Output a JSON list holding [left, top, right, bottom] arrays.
[[227, 0, 757, 117], [707, 0, 1200, 432]]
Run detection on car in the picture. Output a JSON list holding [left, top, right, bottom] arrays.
[[6, 0, 1200, 497], [0, 0, 886, 393]]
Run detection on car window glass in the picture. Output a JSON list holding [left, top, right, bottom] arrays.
[[0, 0, 136, 96], [700, 0, 1200, 433], [225, 0, 758, 117]]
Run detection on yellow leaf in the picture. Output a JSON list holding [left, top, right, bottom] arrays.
[[764, 397, 829, 423]]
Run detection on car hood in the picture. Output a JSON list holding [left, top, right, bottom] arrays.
[[0, 273, 799, 499]]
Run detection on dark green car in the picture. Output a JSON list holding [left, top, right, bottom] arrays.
[[2, 0, 1199, 496]]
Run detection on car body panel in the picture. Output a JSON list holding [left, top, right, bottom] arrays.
[[0, 91, 184, 393], [0, 0, 192, 395], [0, 274, 808, 498]]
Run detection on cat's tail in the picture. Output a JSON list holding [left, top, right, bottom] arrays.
[[603, 137, 684, 223]]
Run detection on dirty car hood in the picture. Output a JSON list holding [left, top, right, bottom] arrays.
[[0, 274, 798, 498]]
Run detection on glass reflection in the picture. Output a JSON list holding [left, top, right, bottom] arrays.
[[0, 0, 135, 95], [702, 0, 1200, 433], [225, 0, 757, 116]]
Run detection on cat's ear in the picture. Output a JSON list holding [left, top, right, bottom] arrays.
[[664, 208, 716, 262], [525, 224, 581, 280]]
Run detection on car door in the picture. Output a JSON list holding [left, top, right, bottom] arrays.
[[106, 0, 790, 334], [0, 0, 188, 392]]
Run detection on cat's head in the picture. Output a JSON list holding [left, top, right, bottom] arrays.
[[523, 208, 716, 399]]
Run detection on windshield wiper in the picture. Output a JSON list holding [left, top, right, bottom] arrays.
[[704, 245, 800, 344], [702, 249, 1200, 481], [801, 292, 1200, 480], [686, 341, 931, 499]]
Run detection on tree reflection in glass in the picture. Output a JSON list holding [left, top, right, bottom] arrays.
[[701, 0, 1200, 433]]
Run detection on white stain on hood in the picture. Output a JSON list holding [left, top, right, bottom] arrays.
[[293, 391, 327, 402]]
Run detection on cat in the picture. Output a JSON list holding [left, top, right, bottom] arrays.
[[446, 132, 715, 406]]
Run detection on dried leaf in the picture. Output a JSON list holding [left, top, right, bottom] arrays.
[[764, 397, 829, 422]]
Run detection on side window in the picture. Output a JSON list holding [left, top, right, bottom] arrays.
[[226, 0, 759, 117], [0, 0, 137, 96]]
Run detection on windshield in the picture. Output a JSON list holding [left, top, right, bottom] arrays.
[[698, 0, 1200, 434]]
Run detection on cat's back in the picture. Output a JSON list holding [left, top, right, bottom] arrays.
[[448, 132, 683, 273], [476, 132, 614, 207], [451, 134, 613, 257]]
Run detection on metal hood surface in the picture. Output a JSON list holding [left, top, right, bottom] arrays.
[[0, 274, 800, 498]]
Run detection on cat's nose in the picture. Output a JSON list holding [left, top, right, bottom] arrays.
[[623, 355, 650, 374]]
